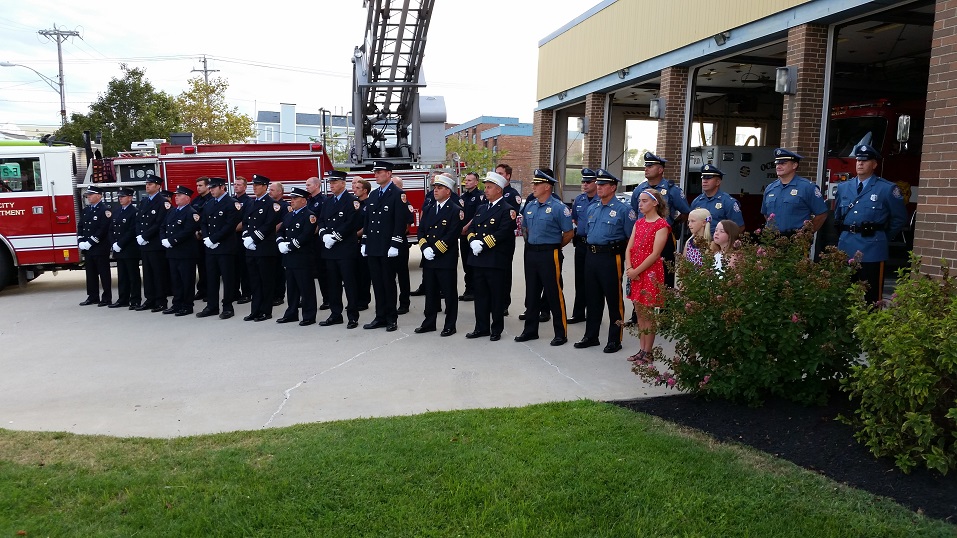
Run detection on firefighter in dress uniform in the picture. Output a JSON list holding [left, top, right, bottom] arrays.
[[276, 188, 318, 325], [458, 172, 485, 301], [241, 174, 284, 322], [233, 176, 253, 305], [109, 188, 141, 308], [268, 182, 290, 306], [761, 148, 829, 235], [414, 174, 464, 337], [197, 177, 242, 319], [834, 144, 907, 304], [305, 176, 331, 311], [317, 170, 363, 329], [691, 164, 745, 228], [575, 169, 638, 354], [568, 167, 599, 324], [411, 173, 462, 297], [514, 169, 574, 346], [352, 178, 373, 310], [361, 160, 406, 332], [135, 176, 169, 312], [495, 163, 522, 316], [465, 171, 517, 341], [77, 186, 112, 306], [160, 186, 200, 316], [390, 177, 415, 315], [191, 177, 213, 301]]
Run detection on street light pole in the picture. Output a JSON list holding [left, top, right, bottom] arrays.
[[0, 61, 66, 126]]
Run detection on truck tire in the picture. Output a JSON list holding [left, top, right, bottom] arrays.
[[0, 247, 13, 293]]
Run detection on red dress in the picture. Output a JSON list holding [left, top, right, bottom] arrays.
[[628, 217, 671, 306]]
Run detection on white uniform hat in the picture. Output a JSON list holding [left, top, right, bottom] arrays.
[[484, 171, 508, 189]]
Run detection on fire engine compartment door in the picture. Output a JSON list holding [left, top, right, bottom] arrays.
[[0, 153, 58, 265], [231, 158, 321, 193], [161, 160, 230, 195]]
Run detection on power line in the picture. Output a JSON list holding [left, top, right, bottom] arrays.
[[38, 25, 81, 126]]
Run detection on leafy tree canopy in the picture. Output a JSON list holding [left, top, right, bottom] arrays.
[[177, 77, 254, 144]]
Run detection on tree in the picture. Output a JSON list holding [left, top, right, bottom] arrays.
[[445, 137, 506, 176], [56, 65, 180, 157], [177, 77, 254, 144]]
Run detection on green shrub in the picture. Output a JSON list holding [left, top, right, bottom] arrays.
[[840, 256, 957, 475], [633, 224, 862, 406]]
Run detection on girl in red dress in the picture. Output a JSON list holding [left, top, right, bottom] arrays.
[[624, 189, 671, 363]]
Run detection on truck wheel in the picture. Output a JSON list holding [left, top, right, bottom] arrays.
[[0, 248, 13, 292]]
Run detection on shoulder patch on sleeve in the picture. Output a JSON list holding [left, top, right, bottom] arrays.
[[400, 193, 408, 203], [235, 202, 243, 211], [510, 209, 517, 220], [354, 200, 361, 210], [814, 186, 823, 198], [892, 186, 903, 199], [164, 202, 172, 210], [563, 206, 572, 217], [309, 214, 317, 224], [459, 210, 465, 221], [193, 213, 200, 222], [273, 203, 281, 212], [628, 209, 637, 220]]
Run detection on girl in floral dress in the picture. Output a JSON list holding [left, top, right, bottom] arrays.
[[624, 189, 671, 363], [683, 208, 712, 267]]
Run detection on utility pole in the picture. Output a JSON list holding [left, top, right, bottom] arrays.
[[38, 26, 80, 126], [191, 55, 219, 84]]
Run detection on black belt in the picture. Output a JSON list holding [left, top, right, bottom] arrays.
[[526, 243, 561, 252], [573, 235, 587, 247], [586, 241, 625, 254], [840, 223, 880, 234]]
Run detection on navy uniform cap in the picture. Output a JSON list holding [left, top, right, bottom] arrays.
[[160, 190, 174, 198], [700, 164, 724, 178], [208, 177, 227, 187], [85, 186, 104, 195], [773, 148, 802, 163], [117, 188, 135, 197], [581, 168, 597, 181], [326, 170, 347, 180], [145, 175, 164, 185], [644, 152, 667, 166], [854, 144, 881, 161], [371, 160, 394, 171], [595, 169, 620, 184], [175, 185, 194, 197], [289, 187, 309, 198], [252, 174, 270, 185], [532, 168, 557, 185]]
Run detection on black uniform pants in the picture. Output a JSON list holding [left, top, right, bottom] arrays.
[[326, 257, 360, 322], [234, 240, 250, 298], [393, 244, 411, 308], [141, 250, 168, 307], [84, 253, 111, 303], [583, 250, 625, 345], [356, 252, 372, 307], [169, 258, 196, 311], [662, 232, 676, 288], [196, 239, 207, 298], [423, 266, 458, 331], [459, 236, 474, 295], [284, 266, 316, 321], [571, 241, 587, 319], [116, 257, 142, 305], [522, 248, 568, 339], [368, 255, 398, 323], [248, 255, 280, 317], [206, 252, 236, 311], [472, 266, 507, 336], [315, 251, 330, 305], [856, 261, 886, 305]]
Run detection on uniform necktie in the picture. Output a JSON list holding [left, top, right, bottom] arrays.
[[857, 181, 863, 196]]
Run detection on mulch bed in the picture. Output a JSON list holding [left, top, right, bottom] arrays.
[[613, 394, 956, 523]]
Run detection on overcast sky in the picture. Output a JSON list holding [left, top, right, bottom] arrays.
[[0, 1, 593, 135]]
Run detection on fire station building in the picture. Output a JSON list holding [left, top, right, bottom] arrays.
[[532, 0, 953, 275]]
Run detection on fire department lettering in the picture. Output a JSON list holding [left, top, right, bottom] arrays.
[[0, 202, 25, 216]]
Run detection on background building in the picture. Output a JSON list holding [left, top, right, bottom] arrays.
[[445, 116, 534, 194]]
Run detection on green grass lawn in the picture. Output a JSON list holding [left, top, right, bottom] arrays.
[[1, 401, 952, 537]]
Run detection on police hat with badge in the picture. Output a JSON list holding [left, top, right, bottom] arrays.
[[252, 174, 271, 185], [207, 177, 227, 188], [145, 175, 164, 185], [594, 169, 620, 185], [117, 187, 135, 198], [532, 168, 558, 185], [326, 170, 348, 181], [289, 187, 309, 198], [773, 148, 803, 163], [643, 152, 667, 167], [371, 160, 394, 172], [700, 164, 724, 179], [581, 168, 597, 183], [84, 185, 105, 197], [854, 144, 881, 161]]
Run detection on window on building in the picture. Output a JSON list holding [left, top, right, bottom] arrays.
[[492, 137, 498, 153], [563, 116, 586, 185], [0, 156, 42, 193], [622, 119, 659, 188], [734, 125, 764, 146], [264, 126, 274, 142], [690, 122, 715, 147]]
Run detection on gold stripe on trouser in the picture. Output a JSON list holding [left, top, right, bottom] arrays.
[[877, 261, 885, 301], [615, 253, 624, 341], [553, 249, 567, 334]]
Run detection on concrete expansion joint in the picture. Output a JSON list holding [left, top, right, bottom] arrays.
[[515, 338, 583, 388]]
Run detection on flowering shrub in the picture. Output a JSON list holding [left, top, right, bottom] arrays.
[[633, 223, 863, 406], [840, 256, 957, 474]]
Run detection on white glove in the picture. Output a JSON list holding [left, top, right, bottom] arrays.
[[361, 244, 367, 257], [278, 242, 291, 254], [470, 240, 483, 256], [388, 246, 399, 258], [242, 236, 255, 249], [247, 242, 257, 251], [423, 247, 435, 261], [323, 235, 336, 249], [203, 237, 214, 249], [78, 241, 91, 251], [161, 239, 172, 249], [136, 235, 147, 246], [112, 242, 121, 253], [209, 241, 220, 250]]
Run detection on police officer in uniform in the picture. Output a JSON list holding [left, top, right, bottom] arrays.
[[192, 177, 213, 300], [575, 169, 638, 353], [834, 144, 907, 304], [318, 170, 363, 328], [465, 171, 517, 341], [197, 177, 242, 319], [135, 176, 169, 312], [361, 160, 406, 332], [458, 171, 484, 301], [109, 188, 141, 308], [241, 174, 284, 322], [514, 169, 574, 346], [691, 164, 745, 228], [77, 186, 112, 306], [415, 174, 464, 336], [161, 186, 201, 316], [276, 188, 318, 325], [568, 168, 599, 324], [761, 148, 829, 235]]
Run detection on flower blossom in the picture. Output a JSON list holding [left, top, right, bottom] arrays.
[[791, 313, 800, 323]]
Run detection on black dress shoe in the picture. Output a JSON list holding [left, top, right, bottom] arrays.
[[276, 316, 298, 324], [273, 298, 285, 306], [514, 333, 539, 343], [566, 316, 585, 324], [440, 328, 456, 337], [357, 304, 369, 311], [414, 326, 436, 334], [603, 341, 623, 353], [236, 296, 252, 304], [243, 314, 258, 321], [79, 299, 96, 306], [502, 310, 509, 317], [196, 308, 219, 318], [363, 320, 386, 330], [347, 320, 359, 329], [490, 334, 501, 341], [128, 303, 141, 310], [134, 303, 153, 311], [319, 303, 330, 310], [162, 307, 178, 315], [97, 301, 111, 307], [175, 308, 194, 317], [299, 319, 316, 327], [518, 313, 528, 321], [253, 314, 271, 322], [574, 337, 601, 349], [386, 322, 398, 332], [194, 292, 205, 301], [107, 301, 128, 309], [151, 304, 167, 313], [409, 287, 425, 296], [458, 293, 474, 301], [465, 331, 490, 339], [219, 310, 234, 320], [319, 317, 343, 326], [538, 313, 550, 322], [550, 336, 568, 346], [397, 305, 410, 315]]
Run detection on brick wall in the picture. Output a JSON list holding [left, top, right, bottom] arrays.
[[532, 108, 554, 171], [498, 135, 534, 196], [583, 93, 606, 169], [781, 24, 828, 180], [914, 0, 957, 275], [657, 66, 689, 177]]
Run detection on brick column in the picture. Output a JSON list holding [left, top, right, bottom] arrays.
[[656, 66, 689, 177], [781, 24, 828, 180], [914, 0, 957, 276], [583, 92, 606, 168], [532, 108, 554, 171]]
